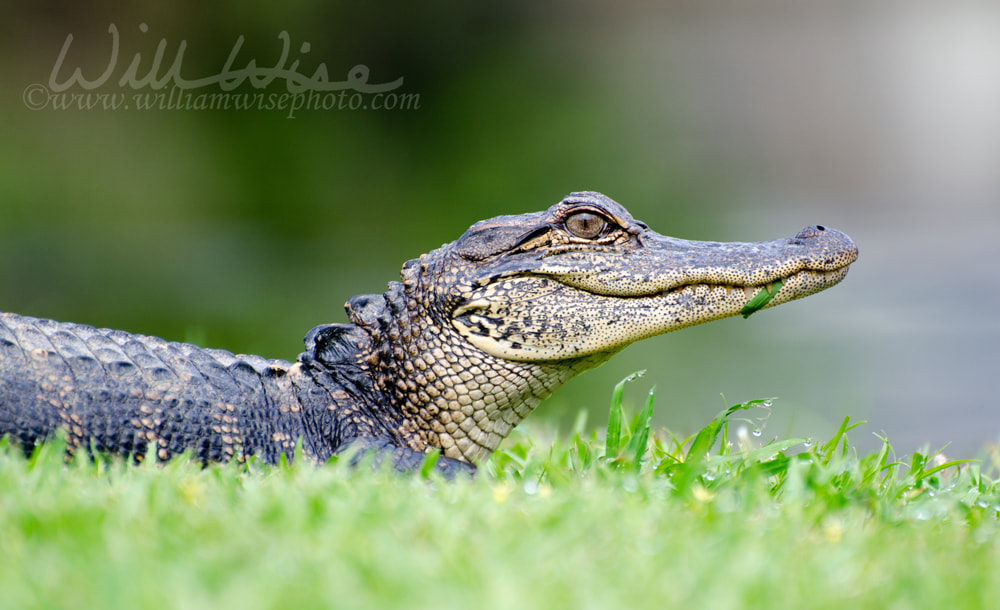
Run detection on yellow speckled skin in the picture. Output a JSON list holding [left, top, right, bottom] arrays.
[[0, 192, 857, 473]]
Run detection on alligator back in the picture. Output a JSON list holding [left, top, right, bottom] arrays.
[[0, 312, 310, 463]]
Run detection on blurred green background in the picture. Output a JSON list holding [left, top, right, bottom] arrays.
[[2, 1, 998, 454]]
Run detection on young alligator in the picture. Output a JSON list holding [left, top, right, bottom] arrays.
[[0, 192, 857, 476]]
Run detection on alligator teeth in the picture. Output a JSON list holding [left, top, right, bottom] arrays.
[[765, 282, 774, 294], [744, 286, 756, 300]]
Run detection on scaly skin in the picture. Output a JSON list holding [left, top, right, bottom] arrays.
[[0, 192, 857, 474]]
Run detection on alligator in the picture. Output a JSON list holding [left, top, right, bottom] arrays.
[[0, 192, 857, 476]]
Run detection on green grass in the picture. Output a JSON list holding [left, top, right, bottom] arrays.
[[2, 375, 999, 610]]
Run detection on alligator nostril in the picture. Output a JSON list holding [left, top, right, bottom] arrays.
[[793, 225, 824, 240]]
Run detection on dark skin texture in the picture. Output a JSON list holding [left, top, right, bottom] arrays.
[[0, 192, 857, 475]]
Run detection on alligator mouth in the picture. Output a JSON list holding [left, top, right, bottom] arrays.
[[653, 267, 851, 317], [534, 265, 851, 322], [660, 268, 844, 296], [452, 266, 853, 364]]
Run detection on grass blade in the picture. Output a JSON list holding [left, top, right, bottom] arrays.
[[740, 278, 783, 318], [419, 448, 442, 479], [821, 415, 866, 463], [687, 398, 774, 463], [624, 386, 657, 468], [914, 459, 975, 483], [605, 371, 644, 459]]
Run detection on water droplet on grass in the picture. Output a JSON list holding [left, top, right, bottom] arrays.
[[802, 439, 814, 448], [752, 428, 762, 437], [761, 400, 773, 407], [524, 479, 539, 495]]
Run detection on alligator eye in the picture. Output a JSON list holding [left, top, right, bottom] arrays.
[[565, 211, 608, 239]]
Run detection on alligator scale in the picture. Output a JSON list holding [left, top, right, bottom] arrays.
[[0, 192, 857, 475]]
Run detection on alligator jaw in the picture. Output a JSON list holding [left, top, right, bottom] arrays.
[[660, 267, 852, 316], [452, 266, 853, 362]]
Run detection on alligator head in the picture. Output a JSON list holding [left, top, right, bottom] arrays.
[[327, 191, 858, 463]]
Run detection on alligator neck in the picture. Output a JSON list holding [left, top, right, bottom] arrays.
[[338, 258, 609, 463]]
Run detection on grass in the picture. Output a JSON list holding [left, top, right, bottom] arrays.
[[2, 374, 999, 610]]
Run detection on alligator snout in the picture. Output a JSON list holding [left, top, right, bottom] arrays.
[[788, 225, 858, 272]]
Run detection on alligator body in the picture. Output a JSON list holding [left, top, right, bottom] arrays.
[[0, 192, 857, 475]]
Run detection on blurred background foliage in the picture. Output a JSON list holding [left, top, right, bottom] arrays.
[[1, 1, 998, 454]]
